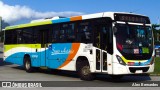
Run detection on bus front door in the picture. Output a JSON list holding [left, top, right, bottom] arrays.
[[94, 25, 110, 73]]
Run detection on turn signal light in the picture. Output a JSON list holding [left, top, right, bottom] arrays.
[[128, 62, 135, 66]]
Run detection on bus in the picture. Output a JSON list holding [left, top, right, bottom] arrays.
[[4, 12, 154, 80]]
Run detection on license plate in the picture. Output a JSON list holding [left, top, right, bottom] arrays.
[[135, 70, 143, 73]]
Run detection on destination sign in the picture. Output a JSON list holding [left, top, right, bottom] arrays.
[[114, 13, 150, 24]]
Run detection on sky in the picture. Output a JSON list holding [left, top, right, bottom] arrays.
[[0, 0, 160, 26]]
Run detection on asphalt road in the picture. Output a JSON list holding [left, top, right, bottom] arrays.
[[0, 59, 160, 81], [0, 59, 160, 90]]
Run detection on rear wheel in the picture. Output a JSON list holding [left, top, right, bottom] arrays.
[[24, 56, 33, 73], [77, 61, 95, 81]]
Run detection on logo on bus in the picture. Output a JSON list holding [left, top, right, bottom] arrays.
[[51, 47, 74, 55]]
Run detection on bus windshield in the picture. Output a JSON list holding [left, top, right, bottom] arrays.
[[115, 24, 153, 60]]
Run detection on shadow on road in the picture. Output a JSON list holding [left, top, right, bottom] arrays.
[[96, 74, 151, 82], [12, 66, 79, 78], [11, 65, 151, 83]]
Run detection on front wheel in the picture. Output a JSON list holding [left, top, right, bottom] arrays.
[[78, 62, 95, 81], [24, 56, 33, 73]]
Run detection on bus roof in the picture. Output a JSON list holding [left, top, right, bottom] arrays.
[[5, 12, 148, 30]]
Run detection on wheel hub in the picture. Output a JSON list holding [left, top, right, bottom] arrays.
[[82, 66, 90, 76], [25, 61, 30, 70]]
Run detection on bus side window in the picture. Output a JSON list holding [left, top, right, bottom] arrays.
[[23, 28, 33, 44], [51, 30, 59, 43], [51, 24, 60, 43], [17, 30, 23, 44], [78, 21, 92, 43], [59, 24, 66, 42], [66, 23, 76, 42], [93, 26, 100, 48], [5, 30, 14, 44], [33, 29, 40, 44], [102, 27, 108, 51]]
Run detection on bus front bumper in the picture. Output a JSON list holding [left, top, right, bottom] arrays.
[[111, 63, 154, 75]]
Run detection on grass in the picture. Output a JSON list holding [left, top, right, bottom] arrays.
[[150, 57, 160, 75]]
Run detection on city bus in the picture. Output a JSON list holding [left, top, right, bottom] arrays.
[[4, 12, 154, 80]]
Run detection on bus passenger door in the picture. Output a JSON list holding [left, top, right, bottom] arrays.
[[39, 30, 48, 67], [40, 30, 60, 68], [94, 24, 111, 73]]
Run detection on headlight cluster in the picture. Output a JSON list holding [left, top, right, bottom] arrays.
[[116, 55, 126, 65]]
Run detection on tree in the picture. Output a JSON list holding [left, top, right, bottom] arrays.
[[153, 24, 160, 45], [1, 20, 10, 29]]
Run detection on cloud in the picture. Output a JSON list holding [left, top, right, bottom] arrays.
[[0, 1, 84, 24]]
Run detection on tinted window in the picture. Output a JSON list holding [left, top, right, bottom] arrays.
[[5, 30, 14, 44], [77, 21, 92, 43], [33, 28, 40, 43], [49, 24, 60, 43], [5, 28, 37, 44], [17, 29, 23, 44], [23, 28, 34, 44], [66, 23, 76, 42], [50, 23, 76, 43], [59, 24, 66, 42], [93, 18, 113, 54]]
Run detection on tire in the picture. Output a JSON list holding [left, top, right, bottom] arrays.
[[78, 62, 95, 81], [24, 56, 33, 73]]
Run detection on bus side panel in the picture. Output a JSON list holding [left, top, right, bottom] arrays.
[[39, 48, 46, 67], [4, 45, 30, 65], [4, 53, 24, 65], [57, 43, 82, 71], [29, 53, 41, 67], [46, 43, 73, 69], [4, 44, 41, 67], [57, 43, 95, 72], [26, 44, 41, 67]]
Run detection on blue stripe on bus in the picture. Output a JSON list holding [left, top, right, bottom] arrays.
[[52, 18, 70, 24], [5, 54, 24, 66], [5, 43, 72, 69], [5, 52, 42, 67], [46, 43, 72, 69], [131, 58, 151, 66], [4, 43, 152, 68]]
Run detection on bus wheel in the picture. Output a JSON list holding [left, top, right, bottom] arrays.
[[24, 56, 33, 73], [78, 62, 95, 81]]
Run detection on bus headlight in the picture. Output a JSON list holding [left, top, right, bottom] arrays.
[[116, 55, 126, 65]]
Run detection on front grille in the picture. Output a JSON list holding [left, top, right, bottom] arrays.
[[129, 67, 149, 73]]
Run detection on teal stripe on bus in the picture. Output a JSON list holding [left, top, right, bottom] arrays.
[[52, 18, 70, 24]]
